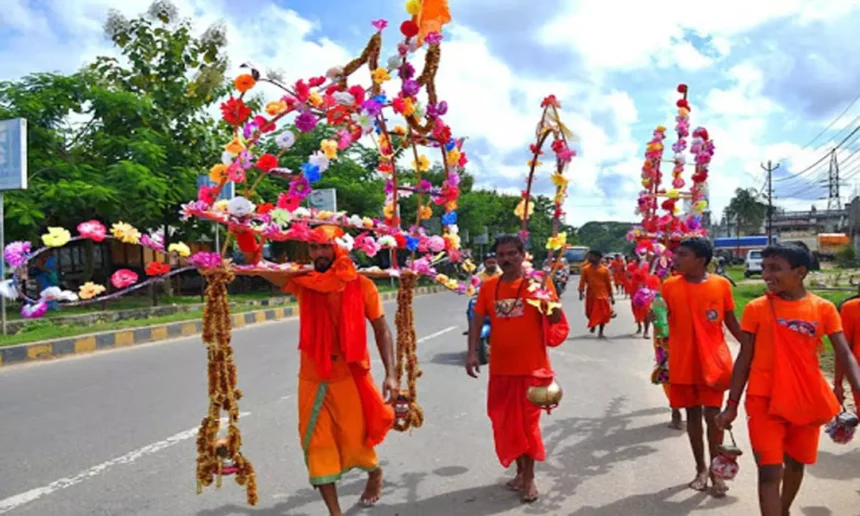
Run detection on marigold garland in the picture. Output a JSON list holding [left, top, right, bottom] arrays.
[[393, 273, 424, 432]]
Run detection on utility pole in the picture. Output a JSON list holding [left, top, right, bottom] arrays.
[[826, 149, 841, 211], [761, 160, 779, 243]]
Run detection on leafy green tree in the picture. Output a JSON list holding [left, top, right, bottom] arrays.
[[577, 221, 635, 255], [724, 187, 766, 236]]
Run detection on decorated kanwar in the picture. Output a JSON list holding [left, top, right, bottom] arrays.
[[717, 244, 860, 516], [578, 249, 615, 338], [1, 3, 483, 515], [466, 96, 572, 504]]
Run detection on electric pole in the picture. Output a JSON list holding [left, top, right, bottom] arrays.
[[761, 160, 779, 243], [826, 149, 841, 211]]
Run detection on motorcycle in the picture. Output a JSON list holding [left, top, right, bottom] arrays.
[[466, 294, 491, 365]]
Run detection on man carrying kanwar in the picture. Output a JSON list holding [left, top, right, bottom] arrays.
[[236, 225, 399, 516], [466, 235, 569, 504]]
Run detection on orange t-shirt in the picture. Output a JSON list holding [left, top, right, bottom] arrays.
[[286, 275, 384, 382], [840, 298, 860, 361], [662, 274, 735, 385], [578, 264, 612, 299], [742, 293, 842, 397], [475, 276, 555, 376]]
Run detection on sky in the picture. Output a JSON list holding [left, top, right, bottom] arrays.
[[2, 0, 860, 227]]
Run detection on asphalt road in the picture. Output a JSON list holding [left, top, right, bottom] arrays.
[[1, 288, 859, 515]]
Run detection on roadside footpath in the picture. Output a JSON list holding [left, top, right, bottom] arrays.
[[0, 285, 446, 368]]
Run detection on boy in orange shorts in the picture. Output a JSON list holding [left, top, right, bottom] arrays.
[[717, 244, 860, 516], [662, 237, 743, 497]]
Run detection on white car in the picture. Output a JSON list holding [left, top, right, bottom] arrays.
[[744, 249, 763, 278]]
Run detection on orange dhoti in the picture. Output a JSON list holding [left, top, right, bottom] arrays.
[[585, 296, 612, 328], [487, 375, 546, 468], [298, 367, 392, 485]]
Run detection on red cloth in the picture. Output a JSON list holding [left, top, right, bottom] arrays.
[[487, 374, 549, 467]]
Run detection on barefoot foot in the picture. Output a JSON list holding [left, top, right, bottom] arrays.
[[643, 333, 650, 339], [589, 327, 596, 334], [668, 410, 684, 430], [710, 475, 729, 498], [521, 478, 539, 503], [688, 470, 709, 492], [505, 473, 524, 492], [359, 468, 383, 507]]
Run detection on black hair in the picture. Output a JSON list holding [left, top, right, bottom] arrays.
[[761, 244, 812, 270], [588, 249, 604, 259], [492, 234, 525, 254], [679, 237, 713, 265]]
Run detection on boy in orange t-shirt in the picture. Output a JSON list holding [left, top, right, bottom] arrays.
[[835, 288, 860, 408], [717, 244, 860, 516], [661, 237, 743, 497]]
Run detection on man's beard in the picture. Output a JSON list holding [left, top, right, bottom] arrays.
[[313, 258, 333, 273]]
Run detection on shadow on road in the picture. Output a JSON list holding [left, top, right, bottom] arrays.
[[429, 351, 466, 367], [196, 396, 733, 515], [807, 449, 860, 481]]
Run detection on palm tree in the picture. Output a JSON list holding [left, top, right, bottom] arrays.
[[724, 188, 767, 237]]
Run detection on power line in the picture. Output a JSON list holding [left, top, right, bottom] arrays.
[[774, 123, 860, 184]]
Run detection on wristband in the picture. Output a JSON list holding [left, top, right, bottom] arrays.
[[726, 398, 739, 408]]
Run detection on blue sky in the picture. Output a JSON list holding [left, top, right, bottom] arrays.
[[3, 0, 860, 226]]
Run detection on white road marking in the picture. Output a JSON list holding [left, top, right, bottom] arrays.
[[0, 412, 251, 514], [417, 325, 458, 343]]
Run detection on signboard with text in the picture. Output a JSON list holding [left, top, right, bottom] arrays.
[[0, 118, 27, 191], [309, 188, 337, 212], [197, 175, 235, 201]]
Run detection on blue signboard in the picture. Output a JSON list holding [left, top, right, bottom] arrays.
[[0, 118, 27, 191], [714, 236, 777, 248], [197, 175, 235, 201]]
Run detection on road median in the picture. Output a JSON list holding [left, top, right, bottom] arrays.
[[0, 285, 448, 368]]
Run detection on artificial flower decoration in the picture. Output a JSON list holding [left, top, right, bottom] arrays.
[[514, 199, 534, 221], [111, 222, 141, 244], [146, 261, 171, 276], [79, 282, 106, 300], [168, 242, 192, 258], [546, 232, 567, 251], [40, 286, 78, 302], [234, 74, 256, 93], [42, 227, 71, 248], [111, 269, 139, 289], [188, 252, 223, 269], [77, 220, 107, 242], [21, 301, 48, 319], [4, 241, 31, 268], [0, 279, 17, 300]]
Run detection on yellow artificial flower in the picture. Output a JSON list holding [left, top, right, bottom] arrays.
[[309, 91, 323, 108], [209, 164, 229, 183], [362, 217, 375, 228], [110, 222, 141, 244], [514, 199, 534, 221], [444, 233, 461, 249], [406, 0, 422, 15], [265, 100, 287, 115], [435, 274, 449, 284], [419, 205, 432, 220], [551, 172, 568, 187], [413, 154, 430, 172], [655, 125, 666, 133], [446, 148, 460, 166], [224, 138, 245, 155], [554, 191, 565, 204], [466, 286, 476, 296], [667, 189, 680, 199], [527, 159, 542, 168], [392, 125, 408, 135], [41, 227, 71, 247], [79, 282, 106, 300], [445, 279, 458, 291], [546, 232, 568, 251], [317, 211, 334, 220], [383, 204, 395, 219], [402, 97, 416, 116], [168, 242, 191, 258], [320, 139, 338, 160], [445, 200, 458, 211], [372, 67, 391, 85], [213, 200, 229, 212], [463, 259, 476, 273]]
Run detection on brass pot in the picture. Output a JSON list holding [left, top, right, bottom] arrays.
[[526, 380, 563, 407]]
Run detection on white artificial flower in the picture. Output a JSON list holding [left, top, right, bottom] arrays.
[[0, 280, 18, 300], [275, 131, 296, 149], [333, 91, 355, 106], [227, 196, 256, 217], [387, 55, 401, 70], [348, 214, 363, 227], [308, 151, 330, 173], [40, 286, 78, 302], [221, 151, 235, 165], [335, 233, 355, 251], [293, 207, 311, 219], [448, 224, 459, 235], [325, 66, 344, 80], [378, 235, 397, 248]]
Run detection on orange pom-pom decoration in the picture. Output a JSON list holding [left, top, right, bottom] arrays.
[[400, 20, 419, 38]]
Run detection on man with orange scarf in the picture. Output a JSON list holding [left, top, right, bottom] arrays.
[[237, 225, 397, 516], [466, 235, 568, 504], [579, 250, 615, 338]]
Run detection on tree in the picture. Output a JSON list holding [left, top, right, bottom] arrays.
[[724, 188, 766, 236], [91, 0, 229, 239], [576, 221, 635, 255]]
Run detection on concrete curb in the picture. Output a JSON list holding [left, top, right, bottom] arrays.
[[0, 285, 448, 368]]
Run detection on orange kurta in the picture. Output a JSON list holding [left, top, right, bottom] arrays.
[[742, 294, 842, 465], [475, 276, 560, 467], [840, 299, 860, 407], [662, 275, 734, 409], [579, 264, 613, 328], [288, 276, 391, 485], [612, 259, 626, 287]]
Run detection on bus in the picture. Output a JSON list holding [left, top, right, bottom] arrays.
[[563, 245, 590, 274]]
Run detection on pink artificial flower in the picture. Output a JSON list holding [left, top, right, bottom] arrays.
[[410, 256, 433, 275], [198, 185, 217, 205], [227, 162, 246, 183], [140, 234, 165, 252], [188, 252, 222, 269], [111, 269, 139, 289], [77, 220, 107, 242], [427, 236, 445, 253], [285, 222, 314, 241], [354, 232, 381, 257], [371, 19, 388, 31], [21, 301, 48, 319], [336, 129, 352, 150], [4, 241, 31, 268], [425, 32, 443, 45]]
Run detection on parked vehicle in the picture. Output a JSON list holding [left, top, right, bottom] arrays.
[[744, 249, 763, 278], [564, 246, 589, 275], [466, 294, 491, 365]]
